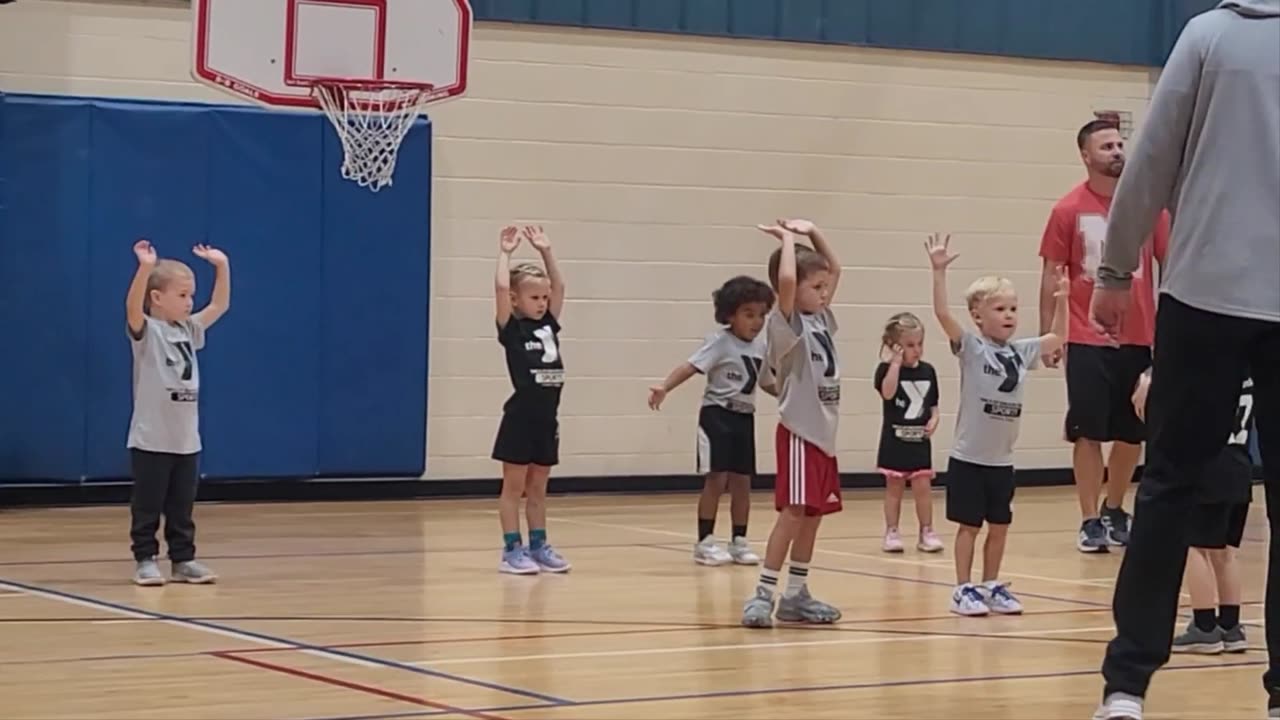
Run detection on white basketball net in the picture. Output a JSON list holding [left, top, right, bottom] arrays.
[[314, 83, 436, 192]]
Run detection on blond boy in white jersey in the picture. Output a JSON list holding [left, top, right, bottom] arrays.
[[926, 233, 1066, 617]]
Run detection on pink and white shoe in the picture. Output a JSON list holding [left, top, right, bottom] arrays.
[[882, 528, 904, 553], [917, 527, 944, 553]]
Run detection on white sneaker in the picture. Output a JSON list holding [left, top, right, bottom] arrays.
[[917, 527, 944, 553], [1093, 692, 1143, 720], [981, 580, 1023, 615], [950, 583, 990, 616], [728, 536, 760, 565], [882, 528, 904, 553], [693, 537, 732, 566]]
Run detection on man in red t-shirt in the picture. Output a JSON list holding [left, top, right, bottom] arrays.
[[1038, 119, 1169, 555]]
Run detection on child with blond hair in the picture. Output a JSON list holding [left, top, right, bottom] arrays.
[[493, 225, 570, 575], [874, 311, 943, 554], [926, 233, 1066, 616], [125, 239, 231, 586]]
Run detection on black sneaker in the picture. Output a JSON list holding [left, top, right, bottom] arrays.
[[1077, 518, 1110, 553], [1101, 505, 1132, 546]]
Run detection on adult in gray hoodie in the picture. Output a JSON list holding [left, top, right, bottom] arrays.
[[1089, 2, 1280, 719]]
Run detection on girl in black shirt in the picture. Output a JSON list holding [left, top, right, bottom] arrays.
[[873, 312, 942, 554]]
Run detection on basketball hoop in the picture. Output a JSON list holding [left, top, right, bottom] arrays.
[[312, 80, 437, 192]]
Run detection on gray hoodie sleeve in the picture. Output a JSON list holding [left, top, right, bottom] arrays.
[[1096, 21, 1205, 290]]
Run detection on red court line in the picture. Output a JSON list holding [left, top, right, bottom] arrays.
[[212, 651, 511, 720]]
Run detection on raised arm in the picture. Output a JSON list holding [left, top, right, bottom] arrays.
[[924, 233, 965, 346], [524, 226, 565, 319], [778, 219, 840, 301], [757, 224, 797, 318], [647, 362, 699, 410], [878, 351, 903, 401], [126, 239, 157, 339], [1038, 265, 1069, 356], [494, 226, 521, 328], [191, 244, 231, 329]]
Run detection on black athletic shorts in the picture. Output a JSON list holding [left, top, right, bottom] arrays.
[[696, 404, 756, 476], [1189, 502, 1250, 549], [945, 457, 1016, 527], [1064, 343, 1152, 444], [492, 410, 559, 467]]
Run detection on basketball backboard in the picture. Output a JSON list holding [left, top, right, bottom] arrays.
[[192, 0, 472, 112]]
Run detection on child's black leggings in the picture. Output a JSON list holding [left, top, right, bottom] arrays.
[[129, 449, 200, 563]]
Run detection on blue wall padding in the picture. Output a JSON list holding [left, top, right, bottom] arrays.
[[0, 97, 93, 482], [0, 93, 431, 483], [470, 0, 1218, 67]]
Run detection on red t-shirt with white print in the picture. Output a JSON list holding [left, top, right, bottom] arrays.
[[1038, 181, 1170, 347]]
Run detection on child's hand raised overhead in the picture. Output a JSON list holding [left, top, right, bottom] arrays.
[[192, 244, 229, 266], [755, 223, 791, 242], [499, 225, 521, 254], [523, 225, 550, 251], [776, 218, 816, 236], [924, 232, 958, 270], [134, 239, 157, 266]]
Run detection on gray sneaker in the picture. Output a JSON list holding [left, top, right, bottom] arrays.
[[171, 560, 217, 584], [775, 586, 841, 623], [1221, 623, 1248, 653], [1077, 518, 1110, 554], [1171, 621, 1223, 654], [741, 587, 775, 628], [133, 558, 166, 586]]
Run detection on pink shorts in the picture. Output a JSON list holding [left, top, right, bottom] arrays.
[[878, 468, 936, 482]]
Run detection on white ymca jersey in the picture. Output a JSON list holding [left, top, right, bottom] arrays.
[[761, 307, 841, 457], [687, 328, 766, 414], [950, 330, 1042, 467]]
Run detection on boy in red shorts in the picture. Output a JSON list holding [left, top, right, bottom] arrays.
[[742, 218, 843, 628]]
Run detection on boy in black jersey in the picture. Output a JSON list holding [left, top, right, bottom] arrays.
[[493, 225, 569, 575], [873, 312, 942, 554], [1132, 373, 1255, 655]]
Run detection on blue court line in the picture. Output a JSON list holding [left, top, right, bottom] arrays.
[[304, 658, 1268, 720], [645, 543, 1111, 608], [0, 577, 570, 705]]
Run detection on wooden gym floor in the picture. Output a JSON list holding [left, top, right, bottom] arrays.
[[0, 485, 1270, 719]]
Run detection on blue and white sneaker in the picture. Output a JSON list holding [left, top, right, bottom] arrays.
[[981, 581, 1023, 615], [529, 544, 571, 573], [950, 583, 989, 616], [500, 546, 540, 575]]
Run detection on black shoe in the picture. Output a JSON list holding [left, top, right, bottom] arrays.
[[1101, 505, 1131, 546]]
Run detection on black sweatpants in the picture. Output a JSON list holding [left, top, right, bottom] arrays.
[[1102, 295, 1280, 698], [129, 449, 201, 563]]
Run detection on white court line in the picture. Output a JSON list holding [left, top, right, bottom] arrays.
[[411, 624, 1119, 667], [0, 581, 379, 668]]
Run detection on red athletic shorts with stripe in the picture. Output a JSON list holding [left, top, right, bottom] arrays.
[[774, 423, 842, 516]]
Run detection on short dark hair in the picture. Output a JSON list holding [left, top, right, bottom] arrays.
[[767, 244, 830, 291], [1077, 118, 1120, 149], [712, 275, 775, 325]]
